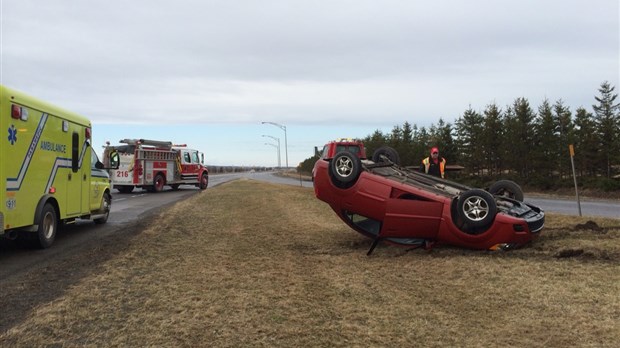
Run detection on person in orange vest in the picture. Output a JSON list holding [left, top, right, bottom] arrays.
[[420, 146, 446, 178]]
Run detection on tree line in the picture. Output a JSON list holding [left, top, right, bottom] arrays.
[[299, 81, 620, 191]]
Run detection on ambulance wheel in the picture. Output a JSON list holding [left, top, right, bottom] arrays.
[[94, 193, 111, 224], [199, 174, 209, 190], [170, 184, 180, 191], [153, 174, 165, 192], [36, 203, 58, 249]]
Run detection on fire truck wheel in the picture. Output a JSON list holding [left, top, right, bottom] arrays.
[[153, 174, 165, 192], [94, 193, 111, 224], [199, 174, 209, 190], [36, 203, 57, 249]]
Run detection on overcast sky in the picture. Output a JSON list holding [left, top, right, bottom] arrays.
[[1, 0, 619, 166]]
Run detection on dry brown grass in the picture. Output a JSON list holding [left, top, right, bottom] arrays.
[[1, 179, 619, 347]]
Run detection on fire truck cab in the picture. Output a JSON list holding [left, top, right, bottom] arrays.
[[104, 139, 208, 193]]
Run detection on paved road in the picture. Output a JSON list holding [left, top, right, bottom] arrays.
[[525, 196, 619, 219]]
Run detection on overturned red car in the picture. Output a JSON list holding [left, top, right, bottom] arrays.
[[312, 143, 545, 254]]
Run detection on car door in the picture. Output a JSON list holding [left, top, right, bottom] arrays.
[[380, 193, 444, 239]]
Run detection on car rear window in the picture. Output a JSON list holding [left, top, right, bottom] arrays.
[[336, 145, 360, 155]]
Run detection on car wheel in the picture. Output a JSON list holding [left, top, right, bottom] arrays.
[[372, 146, 401, 165], [153, 174, 165, 192], [488, 180, 524, 202], [456, 189, 497, 230], [329, 151, 362, 185], [199, 173, 209, 190], [94, 193, 111, 224], [36, 203, 57, 249]]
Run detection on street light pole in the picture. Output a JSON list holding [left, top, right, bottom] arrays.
[[264, 143, 279, 168], [261, 135, 280, 168], [262, 122, 288, 168]]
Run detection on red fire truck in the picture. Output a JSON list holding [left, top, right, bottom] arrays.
[[104, 139, 209, 193]]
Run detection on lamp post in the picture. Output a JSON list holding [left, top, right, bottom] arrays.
[[262, 122, 288, 168], [264, 143, 279, 168], [261, 135, 280, 168]]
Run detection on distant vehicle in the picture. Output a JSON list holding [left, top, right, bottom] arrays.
[[103, 139, 208, 193], [313, 144, 545, 254], [1, 85, 119, 248]]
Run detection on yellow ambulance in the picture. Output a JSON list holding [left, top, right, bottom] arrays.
[[1, 85, 119, 248]]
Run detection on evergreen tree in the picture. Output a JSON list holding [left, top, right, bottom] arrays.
[[389, 124, 403, 149], [533, 99, 557, 179], [455, 107, 484, 175], [414, 126, 431, 165], [482, 102, 504, 176], [573, 107, 599, 176], [411, 124, 428, 165], [436, 119, 457, 166], [400, 121, 415, 165], [503, 98, 536, 178], [592, 81, 620, 177], [362, 129, 388, 159], [553, 99, 574, 178]]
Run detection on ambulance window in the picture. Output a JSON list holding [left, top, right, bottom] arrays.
[[191, 151, 200, 163], [91, 148, 101, 169], [184, 152, 191, 163], [72, 132, 79, 172]]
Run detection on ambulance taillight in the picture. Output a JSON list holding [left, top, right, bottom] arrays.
[[11, 104, 21, 119]]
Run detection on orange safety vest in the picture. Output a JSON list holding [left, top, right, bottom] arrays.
[[422, 157, 446, 178]]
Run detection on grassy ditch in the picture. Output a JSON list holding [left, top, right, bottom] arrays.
[[1, 180, 619, 347]]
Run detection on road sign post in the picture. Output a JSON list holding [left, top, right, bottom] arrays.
[[569, 144, 582, 216]]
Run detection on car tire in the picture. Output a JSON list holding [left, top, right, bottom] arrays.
[[199, 173, 209, 190], [488, 180, 524, 202], [94, 193, 111, 225], [456, 189, 497, 230], [372, 146, 401, 165], [153, 174, 165, 192], [329, 151, 362, 185]]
